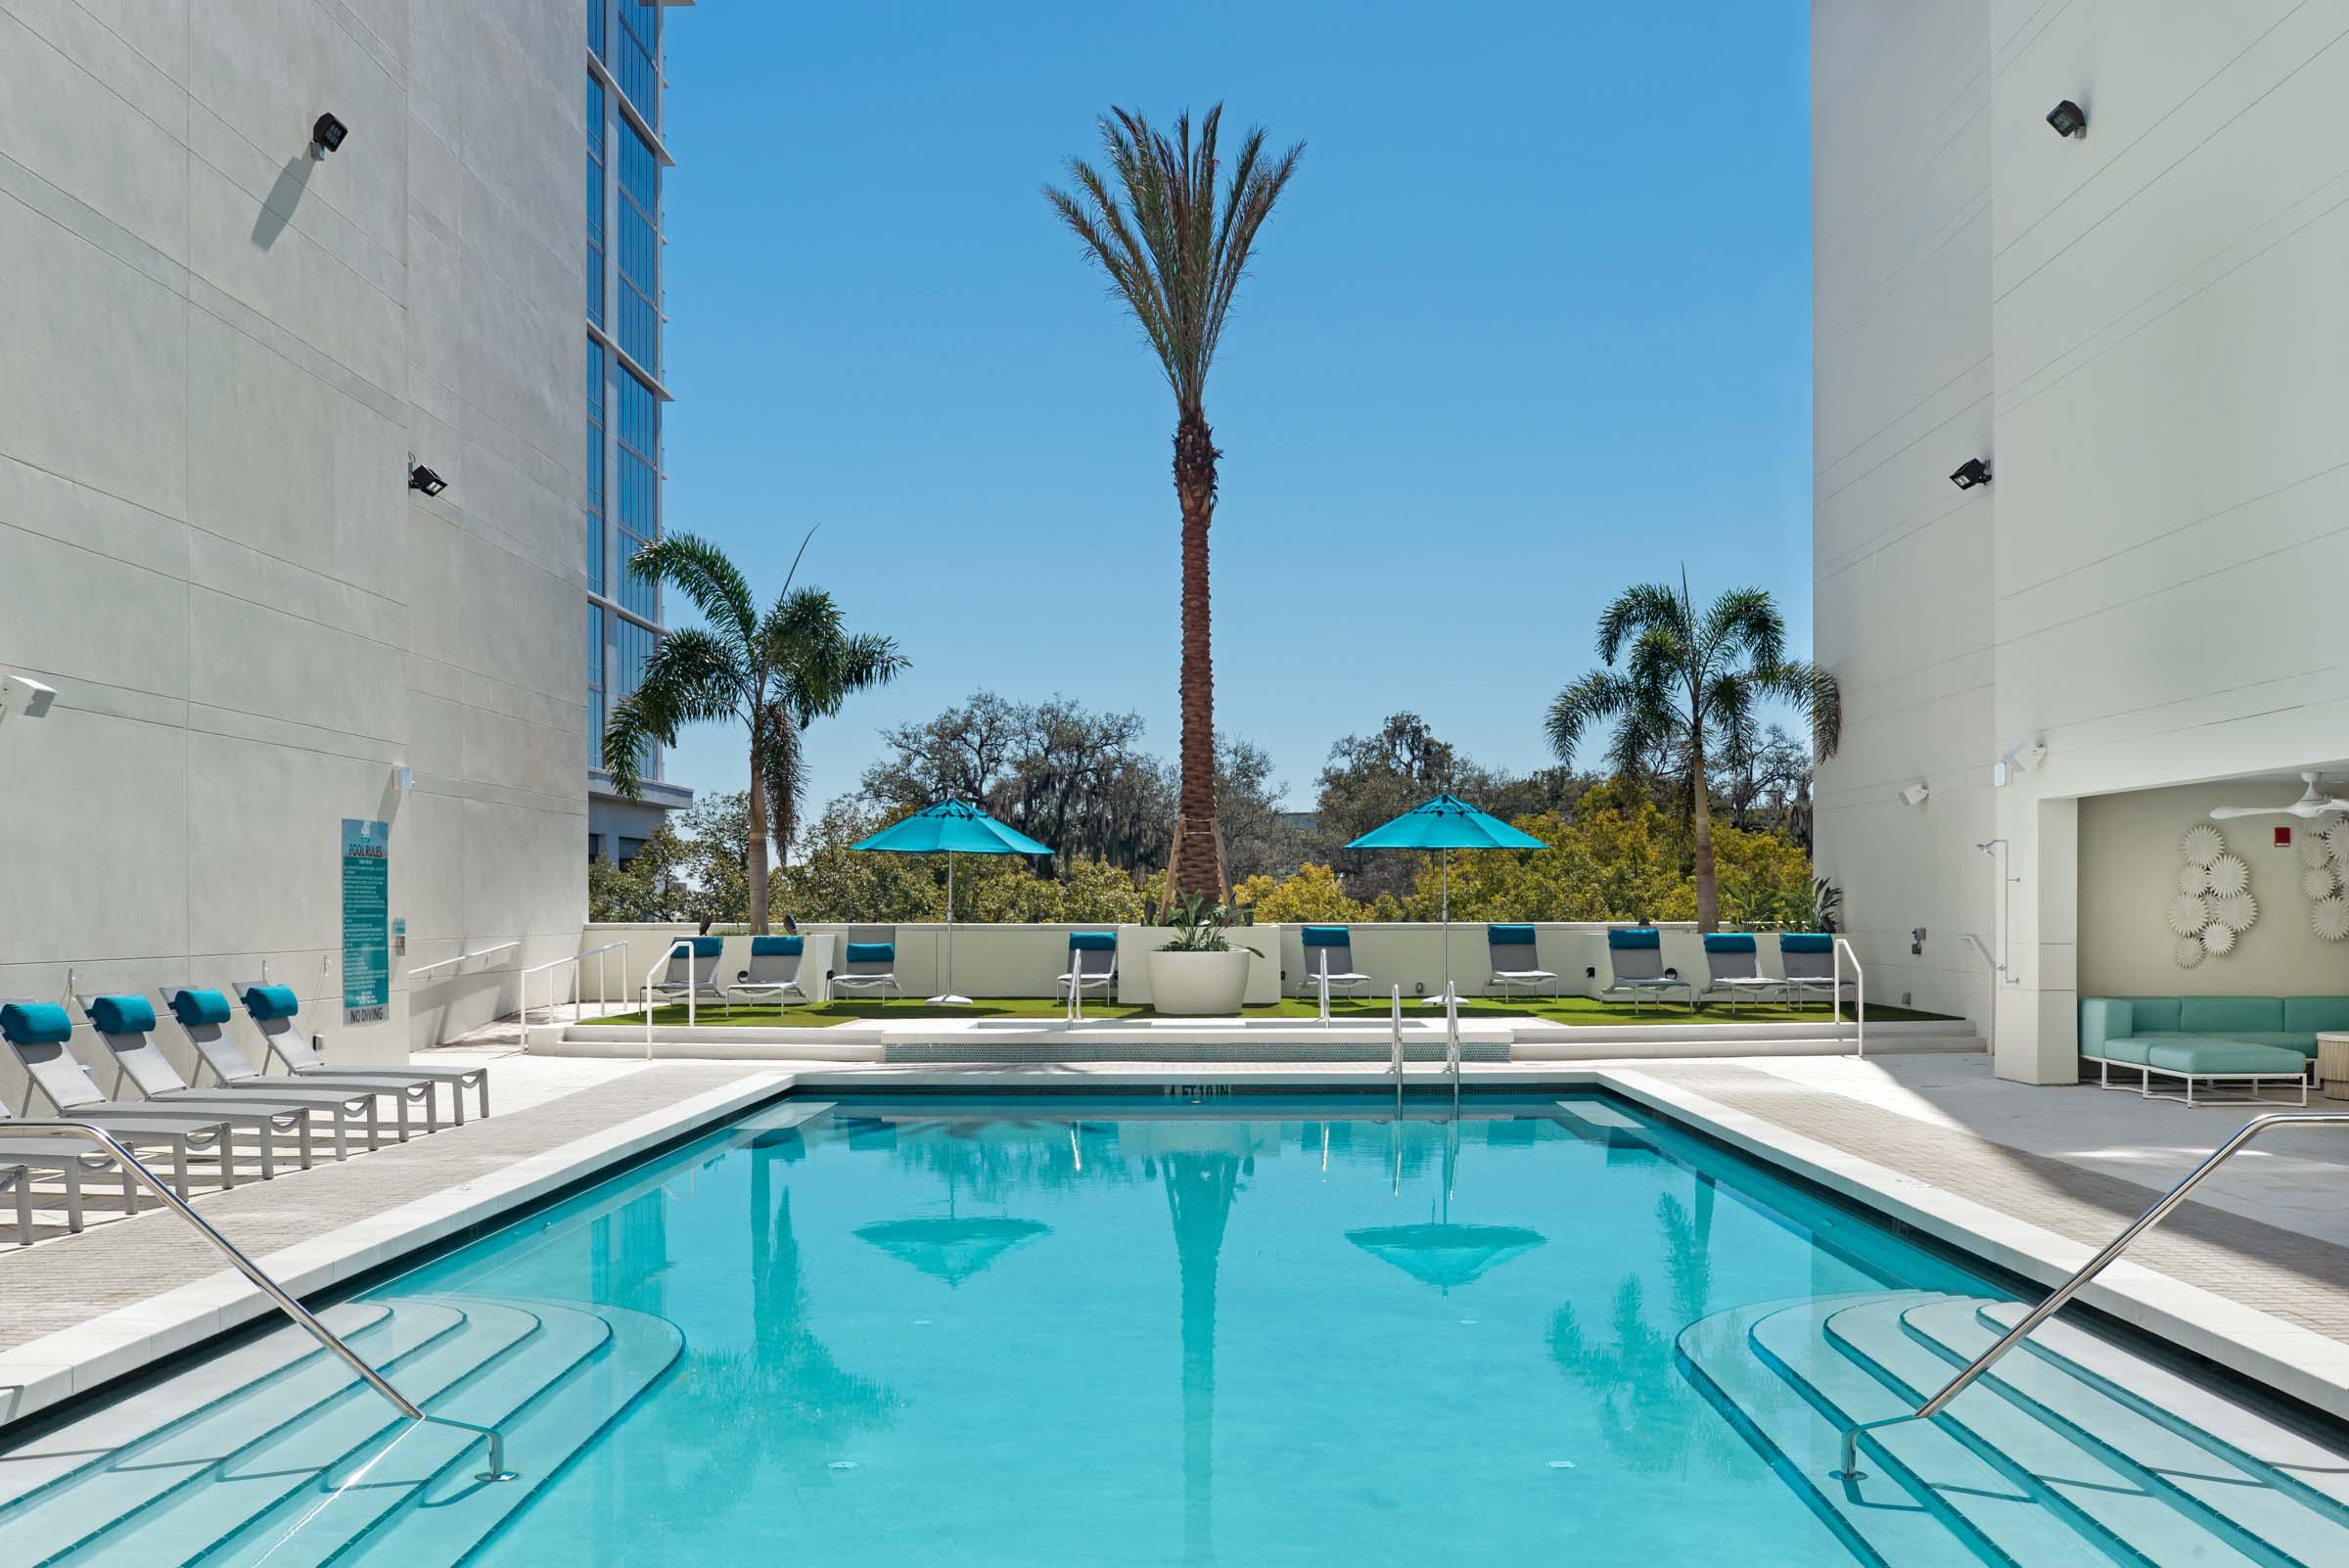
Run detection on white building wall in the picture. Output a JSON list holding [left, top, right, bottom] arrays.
[[1815, 0, 2349, 1081], [0, 1, 587, 1068]]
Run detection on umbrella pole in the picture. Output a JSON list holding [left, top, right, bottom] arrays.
[[1426, 848, 1452, 1006], [932, 853, 971, 1005]]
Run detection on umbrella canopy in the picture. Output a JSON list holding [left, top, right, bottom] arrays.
[[850, 799, 1052, 856], [849, 801, 1051, 1004], [1344, 793, 1546, 853], [854, 1216, 1052, 1287], [1345, 1222, 1546, 1293]]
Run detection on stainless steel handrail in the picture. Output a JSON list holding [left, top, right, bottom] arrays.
[[1835, 1110, 2349, 1478], [1444, 984, 1462, 1115], [1390, 986, 1405, 1119], [1832, 936, 1866, 1058], [407, 940, 521, 981], [12, 1121, 515, 1482]]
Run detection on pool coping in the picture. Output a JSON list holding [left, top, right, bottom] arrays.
[[3, 1058, 2342, 1432]]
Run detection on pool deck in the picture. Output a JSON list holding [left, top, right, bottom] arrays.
[[2, 1047, 2345, 1430]]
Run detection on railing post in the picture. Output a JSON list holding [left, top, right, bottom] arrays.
[[1834, 937, 1865, 1058]]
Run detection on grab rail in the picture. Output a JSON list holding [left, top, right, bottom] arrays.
[[518, 941, 628, 1045], [1831, 937, 1866, 1058], [1443, 984, 1462, 1115], [1835, 1110, 2349, 1479], [643, 940, 699, 1055], [1390, 987, 1405, 1119], [407, 940, 520, 981], [8, 1121, 514, 1482]]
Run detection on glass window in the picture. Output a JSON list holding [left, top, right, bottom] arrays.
[[614, 367, 659, 618], [615, 123, 659, 372], [586, 340, 605, 594], [616, 0, 659, 119], [586, 604, 606, 768], [585, 77, 605, 329], [614, 616, 658, 779], [588, 0, 605, 60]]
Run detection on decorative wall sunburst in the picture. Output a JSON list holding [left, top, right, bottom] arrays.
[[2179, 863, 2210, 895], [2303, 835, 2335, 870], [2201, 922, 2236, 955], [2174, 934, 2207, 967], [2181, 824, 2226, 865], [2303, 865, 2339, 901], [2326, 820, 2349, 864], [2206, 854, 2250, 896], [2316, 896, 2349, 943], [2209, 892, 2257, 932], [2166, 893, 2210, 935]]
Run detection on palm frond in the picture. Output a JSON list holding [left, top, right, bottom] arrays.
[[1763, 658, 1843, 761], [1545, 669, 1633, 764], [1702, 586, 1785, 673], [625, 533, 760, 651], [600, 628, 743, 798], [1595, 582, 1687, 664]]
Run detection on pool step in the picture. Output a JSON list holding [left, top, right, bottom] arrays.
[[0, 1295, 681, 1568], [1681, 1290, 2349, 1567]]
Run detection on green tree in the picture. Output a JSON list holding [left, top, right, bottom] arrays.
[[1231, 861, 1363, 923], [1544, 576, 1839, 930], [603, 532, 906, 933], [1046, 107, 1303, 899]]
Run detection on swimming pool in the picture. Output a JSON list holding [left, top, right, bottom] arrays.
[[5, 1090, 2346, 1566]]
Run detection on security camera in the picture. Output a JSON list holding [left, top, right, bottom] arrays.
[[0, 673, 56, 728]]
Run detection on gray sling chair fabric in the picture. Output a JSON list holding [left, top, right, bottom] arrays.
[[725, 937, 809, 1010], [1599, 929, 1694, 1013], [73, 992, 367, 1172], [1695, 934, 1783, 1014], [1, 997, 241, 1199], [1057, 933, 1120, 1003], [1296, 927, 1372, 999], [1486, 925, 1561, 998], [229, 983, 490, 1124], [650, 937, 726, 1008], [1776, 935, 1852, 1010], [157, 988, 420, 1148], [832, 927, 903, 999]]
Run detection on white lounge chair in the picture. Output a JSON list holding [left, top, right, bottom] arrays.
[[650, 938, 726, 1009], [725, 936, 810, 1009], [1, 999, 243, 1198], [1776, 934, 1853, 1010], [162, 987, 434, 1142], [1600, 929, 1694, 1013], [1696, 934, 1783, 1013], [1296, 926, 1371, 1000], [228, 982, 490, 1124], [1058, 932, 1120, 1005], [831, 927, 903, 1000], [1486, 925, 1561, 998]]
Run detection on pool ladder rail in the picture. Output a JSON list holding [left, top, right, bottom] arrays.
[[1388, 985, 1463, 1114], [1833, 1109, 2349, 1479], [6, 1120, 517, 1485]]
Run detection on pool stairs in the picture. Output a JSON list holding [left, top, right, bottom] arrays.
[[0, 1293, 681, 1566], [1681, 1289, 2349, 1566]]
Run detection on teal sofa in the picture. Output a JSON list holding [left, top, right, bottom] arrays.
[[2078, 994, 2349, 1106]]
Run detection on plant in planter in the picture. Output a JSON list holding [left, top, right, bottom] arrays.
[[1146, 895, 1254, 1015]]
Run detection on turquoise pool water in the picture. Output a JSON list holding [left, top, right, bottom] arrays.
[[377, 1091, 2001, 1566]]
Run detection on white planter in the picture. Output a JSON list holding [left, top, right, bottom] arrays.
[[1145, 948, 1253, 1015]]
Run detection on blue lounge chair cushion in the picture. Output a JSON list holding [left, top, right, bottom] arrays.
[[244, 985, 301, 1021], [0, 1002, 72, 1046], [676, 936, 721, 958], [169, 988, 235, 1027], [1605, 928, 1658, 950], [88, 994, 158, 1036], [1778, 933, 1833, 954], [2142, 1040, 2306, 1076], [1069, 932, 1117, 951], [1301, 926, 1350, 947], [846, 943, 895, 964], [750, 936, 803, 956], [1491, 925, 1540, 946], [1702, 933, 1756, 953]]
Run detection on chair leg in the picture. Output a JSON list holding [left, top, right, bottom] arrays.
[[9, 1172, 28, 1246], [64, 1158, 84, 1233], [257, 1123, 277, 1181]]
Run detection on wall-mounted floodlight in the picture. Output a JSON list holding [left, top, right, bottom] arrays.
[[310, 113, 348, 159], [0, 672, 57, 729], [1899, 781, 1931, 807], [407, 462, 448, 496], [1950, 457, 1993, 489], [2045, 100, 2087, 138]]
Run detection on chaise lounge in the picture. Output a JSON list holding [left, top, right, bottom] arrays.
[[2077, 993, 2346, 1106]]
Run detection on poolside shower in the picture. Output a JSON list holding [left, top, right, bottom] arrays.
[[1976, 839, 2017, 987]]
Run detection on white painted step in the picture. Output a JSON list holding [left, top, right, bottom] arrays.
[[0, 1303, 394, 1509], [1675, 1295, 1984, 1568], [1819, 1296, 2267, 1568], [1747, 1297, 2129, 1567], [38, 1301, 542, 1568], [1903, 1297, 2349, 1566]]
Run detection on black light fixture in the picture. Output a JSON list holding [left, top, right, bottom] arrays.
[[2046, 99, 2087, 138], [1949, 457, 1993, 489], [310, 113, 349, 158], [407, 461, 448, 497]]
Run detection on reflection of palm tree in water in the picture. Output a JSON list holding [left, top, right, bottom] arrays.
[[1164, 1150, 1242, 1568], [1547, 1180, 1727, 1471]]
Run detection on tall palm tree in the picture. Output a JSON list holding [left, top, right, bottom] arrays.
[[1046, 107, 1303, 899], [1544, 575, 1839, 931], [603, 530, 906, 932]]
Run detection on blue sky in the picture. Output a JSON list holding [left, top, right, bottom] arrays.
[[657, 1, 1812, 822]]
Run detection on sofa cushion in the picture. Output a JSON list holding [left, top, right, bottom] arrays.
[[2217, 1031, 2317, 1056], [2089, 1036, 2151, 1066], [2079, 998, 2134, 1059], [2143, 1039, 2308, 1076], [2178, 994, 2284, 1034], [2112, 995, 2183, 1033], [2283, 996, 2349, 1036]]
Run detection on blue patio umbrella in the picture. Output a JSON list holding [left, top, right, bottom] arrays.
[[1345, 794, 1546, 1001], [851, 801, 1053, 1004]]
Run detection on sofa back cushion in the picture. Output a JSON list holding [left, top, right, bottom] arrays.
[[2282, 996, 2349, 1035], [2112, 995, 2182, 1033], [2179, 994, 2284, 1034], [2079, 998, 2133, 1057]]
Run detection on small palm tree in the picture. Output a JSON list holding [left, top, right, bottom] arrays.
[[1045, 106, 1303, 899], [603, 531, 905, 932], [1545, 575, 1839, 931]]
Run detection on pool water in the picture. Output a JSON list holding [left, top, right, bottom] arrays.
[[392, 1091, 1997, 1566]]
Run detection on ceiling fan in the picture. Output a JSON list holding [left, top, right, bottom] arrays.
[[2208, 771, 2349, 820]]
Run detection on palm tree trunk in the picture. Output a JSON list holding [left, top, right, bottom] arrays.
[[1174, 408, 1223, 899], [1689, 738, 1719, 933], [747, 734, 772, 934]]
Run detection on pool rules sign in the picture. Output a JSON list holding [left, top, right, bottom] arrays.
[[342, 818, 392, 1024]]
